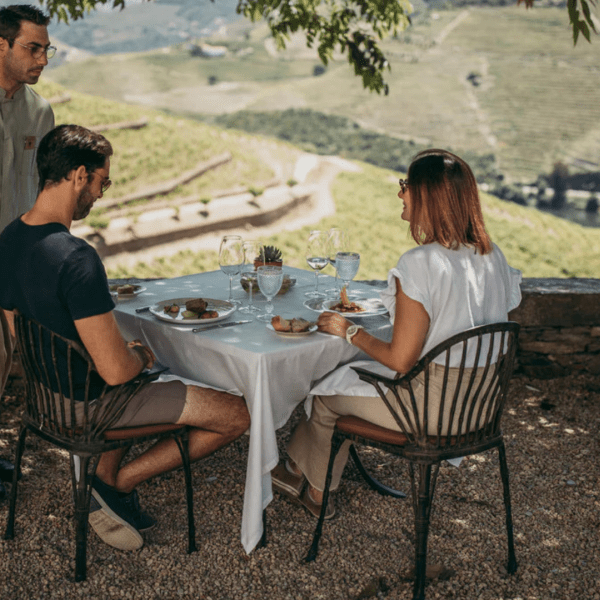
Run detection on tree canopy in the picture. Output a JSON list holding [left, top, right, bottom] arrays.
[[40, 0, 597, 94]]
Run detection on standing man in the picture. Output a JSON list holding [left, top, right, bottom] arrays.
[[0, 4, 55, 500]]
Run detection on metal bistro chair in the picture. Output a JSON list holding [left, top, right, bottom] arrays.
[[4, 311, 197, 581], [305, 322, 520, 600]]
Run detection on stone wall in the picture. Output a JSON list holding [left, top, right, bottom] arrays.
[[508, 278, 600, 379]]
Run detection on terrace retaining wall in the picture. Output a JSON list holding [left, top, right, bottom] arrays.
[[508, 278, 600, 378], [7, 278, 600, 382]]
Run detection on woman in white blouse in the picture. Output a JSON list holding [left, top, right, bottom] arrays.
[[272, 149, 522, 519]]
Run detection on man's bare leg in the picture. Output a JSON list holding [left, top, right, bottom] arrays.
[[96, 448, 128, 487], [111, 386, 250, 494]]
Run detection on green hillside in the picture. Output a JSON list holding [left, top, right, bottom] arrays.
[[36, 79, 600, 281], [45, 6, 600, 184], [36, 79, 279, 203]]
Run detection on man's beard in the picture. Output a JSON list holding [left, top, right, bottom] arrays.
[[73, 185, 94, 221]]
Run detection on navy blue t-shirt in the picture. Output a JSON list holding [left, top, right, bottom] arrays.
[[0, 218, 116, 399]]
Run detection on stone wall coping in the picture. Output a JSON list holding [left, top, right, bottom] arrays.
[[519, 278, 600, 294]]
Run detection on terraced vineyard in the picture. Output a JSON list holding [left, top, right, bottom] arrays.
[[453, 7, 600, 181]]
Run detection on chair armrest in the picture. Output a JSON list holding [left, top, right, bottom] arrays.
[[351, 366, 402, 389]]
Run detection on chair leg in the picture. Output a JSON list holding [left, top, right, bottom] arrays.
[[412, 463, 434, 600], [70, 453, 93, 582], [4, 426, 27, 541], [498, 443, 517, 574], [304, 429, 344, 563], [349, 444, 407, 499], [174, 431, 197, 554]]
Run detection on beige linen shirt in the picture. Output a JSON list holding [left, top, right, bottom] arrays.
[[0, 84, 54, 233]]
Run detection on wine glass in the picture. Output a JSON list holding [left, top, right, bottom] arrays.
[[219, 235, 244, 305], [336, 251, 360, 298], [256, 265, 284, 322], [239, 240, 262, 314], [326, 227, 348, 296], [305, 230, 329, 298]]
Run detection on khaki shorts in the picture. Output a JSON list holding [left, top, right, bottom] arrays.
[[54, 380, 188, 429]]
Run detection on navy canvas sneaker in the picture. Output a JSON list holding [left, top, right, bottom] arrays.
[[88, 477, 150, 550], [121, 489, 156, 532]]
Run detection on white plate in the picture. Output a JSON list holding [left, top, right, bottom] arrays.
[[304, 297, 388, 317], [267, 323, 318, 337], [109, 284, 147, 298], [149, 298, 236, 325]]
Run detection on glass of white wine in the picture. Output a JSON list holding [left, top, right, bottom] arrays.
[[326, 227, 348, 297], [305, 230, 329, 298], [219, 235, 244, 305], [239, 240, 262, 314]]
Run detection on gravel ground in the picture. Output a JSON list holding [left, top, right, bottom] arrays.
[[1, 373, 599, 600]]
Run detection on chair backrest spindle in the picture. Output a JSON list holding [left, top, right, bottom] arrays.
[[353, 323, 520, 457]]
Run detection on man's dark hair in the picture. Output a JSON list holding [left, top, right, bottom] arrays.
[[0, 5, 50, 46], [37, 125, 113, 190]]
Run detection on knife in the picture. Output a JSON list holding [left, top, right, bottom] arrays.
[[192, 320, 252, 333]]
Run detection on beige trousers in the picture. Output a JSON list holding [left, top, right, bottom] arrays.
[[287, 363, 492, 491], [0, 310, 13, 398]]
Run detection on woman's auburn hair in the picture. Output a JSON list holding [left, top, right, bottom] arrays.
[[407, 149, 492, 255]]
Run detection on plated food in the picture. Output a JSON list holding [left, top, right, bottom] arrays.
[[304, 289, 388, 317], [109, 283, 146, 297], [328, 286, 365, 313], [269, 316, 318, 337], [149, 297, 236, 325]]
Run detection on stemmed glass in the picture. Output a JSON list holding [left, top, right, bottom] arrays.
[[256, 265, 283, 322], [336, 252, 360, 298], [239, 240, 262, 314], [305, 230, 329, 298], [219, 235, 244, 305], [326, 227, 348, 296]]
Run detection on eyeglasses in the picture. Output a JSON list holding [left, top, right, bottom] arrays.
[[398, 178, 409, 193], [12, 39, 57, 59], [90, 171, 112, 194]]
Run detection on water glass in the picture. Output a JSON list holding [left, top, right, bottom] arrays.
[[336, 251, 360, 297], [256, 266, 283, 322], [219, 235, 244, 305]]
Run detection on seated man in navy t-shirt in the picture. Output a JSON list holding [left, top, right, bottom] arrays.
[[0, 124, 250, 551]]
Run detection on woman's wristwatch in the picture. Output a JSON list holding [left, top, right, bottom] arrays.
[[345, 324, 364, 345]]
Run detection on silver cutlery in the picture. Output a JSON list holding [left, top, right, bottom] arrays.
[[192, 320, 252, 333], [135, 306, 151, 313]]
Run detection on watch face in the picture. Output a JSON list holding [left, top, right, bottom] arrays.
[[346, 325, 361, 343]]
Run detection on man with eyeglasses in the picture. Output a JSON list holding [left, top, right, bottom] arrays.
[[0, 124, 250, 549], [0, 4, 55, 501]]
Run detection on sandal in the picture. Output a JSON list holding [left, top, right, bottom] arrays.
[[271, 461, 305, 501], [299, 486, 335, 520]]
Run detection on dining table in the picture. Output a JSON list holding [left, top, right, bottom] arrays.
[[111, 266, 392, 553]]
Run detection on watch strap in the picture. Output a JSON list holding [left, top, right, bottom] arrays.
[[346, 325, 364, 345]]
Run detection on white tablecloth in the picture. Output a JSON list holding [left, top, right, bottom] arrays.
[[112, 267, 391, 552]]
